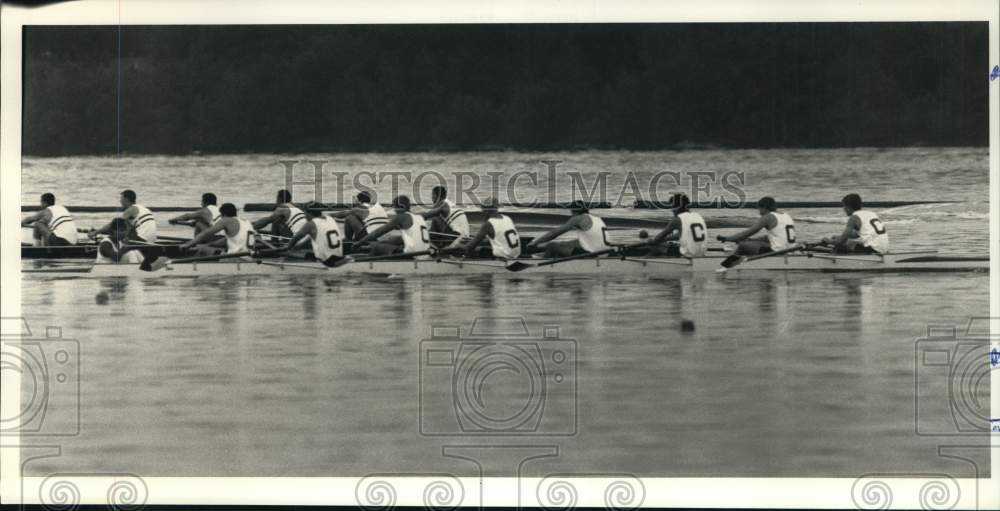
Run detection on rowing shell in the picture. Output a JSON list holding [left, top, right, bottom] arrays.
[[21, 252, 988, 277]]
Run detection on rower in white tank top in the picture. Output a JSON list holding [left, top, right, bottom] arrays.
[[362, 203, 389, 236], [281, 203, 307, 233], [765, 211, 796, 251], [676, 211, 707, 257], [225, 218, 255, 255], [206, 204, 221, 224], [442, 199, 470, 237], [852, 210, 890, 253], [131, 204, 158, 242], [399, 212, 430, 253], [47, 205, 78, 245], [576, 214, 610, 253], [309, 216, 344, 260], [487, 215, 521, 260]]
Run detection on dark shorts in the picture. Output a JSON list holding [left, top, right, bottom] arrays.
[[834, 244, 877, 255], [45, 234, 73, 247]]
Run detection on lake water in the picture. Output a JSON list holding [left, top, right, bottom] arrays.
[[17, 148, 990, 477]]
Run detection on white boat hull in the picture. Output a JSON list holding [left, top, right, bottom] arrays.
[[21, 252, 989, 277]]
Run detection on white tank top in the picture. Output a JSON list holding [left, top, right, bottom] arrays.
[[205, 205, 221, 224], [362, 203, 389, 236], [676, 211, 707, 257], [95, 238, 144, 264], [443, 199, 470, 237], [853, 210, 890, 253], [399, 212, 430, 253], [130, 204, 157, 242], [281, 203, 307, 233], [225, 219, 255, 255], [487, 215, 521, 260], [765, 211, 796, 250], [46, 205, 78, 244], [310, 216, 344, 260], [576, 214, 610, 253]]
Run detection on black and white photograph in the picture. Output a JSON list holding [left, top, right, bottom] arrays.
[[1, 0, 997, 508]]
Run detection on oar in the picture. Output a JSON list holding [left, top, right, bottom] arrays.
[[140, 248, 283, 272], [717, 243, 805, 271], [505, 241, 649, 272], [324, 246, 462, 268]]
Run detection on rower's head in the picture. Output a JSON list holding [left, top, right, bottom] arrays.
[[670, 193, 691, 214], [120, 189, 137, 208], [757, 196, 777, 215], [303, 202, 324, 218], [108, 217, 130, 242], [276, 189, 292, 205], [481, 196, 500, 213], [202, 193, 217, 207], [219, 203, 238, 218], [356, 191, 373, 205], [569, 200, 589, 216], [40, 193, 56, 207], [842, 193, 863, 214], [432, 186, 447, 203], [391, 195, 412, 212]]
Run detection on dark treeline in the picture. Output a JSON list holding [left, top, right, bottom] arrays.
[[23, 23, 988, 155]]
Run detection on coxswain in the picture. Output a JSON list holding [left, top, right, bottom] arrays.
[[22, 193, 78, 246], [89, 189, 157, 243], [421, 186, 470, 247], [252, 189, 307, 239], [644, 193, 707, 257], [526, 201, 609, 258], [95, 218, 144, 264], [180, 203, 256, 257], [356, 195, 430, 256], [716, 196, 795, 255], [168, 193, 221, 235], [463, 197, 521, 260], [820, 193, 890, 254], [285, 203, 344, 264]]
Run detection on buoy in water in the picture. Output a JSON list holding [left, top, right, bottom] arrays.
[[95, 291, 109, 305], [680, 319, 695, 332]]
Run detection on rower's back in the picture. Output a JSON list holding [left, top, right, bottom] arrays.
[[765, 211, 796, 250], [399, 212, 430, 253], [852, 210, 890, 253], [676, 211, 707, 257], [487, 214, 520, 260], [310, 215, 344, 260], [361, 202, 389, 236], [576, 214, 609, 252], [46, 204, 78, 245], [224, 217, 255, 254], [131, 204, 158, 242]]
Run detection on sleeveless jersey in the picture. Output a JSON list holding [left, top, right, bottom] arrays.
[[205, 205, 221, 225], [852, 210, 890, 253], [442, 199, 470, 237], [281, 203, 307, 233], [46, 205, 78, 244], [487, 215, 521, 260], [399, 212, 430, 253], [576, 214, 610, 253], [310, 216, 344, 260], [362, 203, 389, 237], [131, 204, 157, 242], [95, 238, 144, 264], [676, 211, 707, 257], [225, 219, 255, 255], [765, 211, 796, 250]]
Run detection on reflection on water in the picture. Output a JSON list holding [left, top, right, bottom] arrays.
[[19, 271, 988, 477]]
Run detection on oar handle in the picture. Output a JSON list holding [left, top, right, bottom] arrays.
[[535, 241, 648, 268], [169, 248, 284, 264]]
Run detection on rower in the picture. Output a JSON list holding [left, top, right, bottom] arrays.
[[252, 189, 306, 239], [526, 201, 609, 258], [644, 193, 707, 257], [329, 191, 389, 241], [356, 195, 430, 256], [821, 193, 890, 254], [89, 189, 158, 243], [179, 203, 256, 257], [95, 218, 144, 264], [463, 197, 521, 260], [716, 196, 795, 255], [421, 186, 470, 247], [21, 193, 78, 246], [168, 193, 221, 235], [285, 203, 344, 263]]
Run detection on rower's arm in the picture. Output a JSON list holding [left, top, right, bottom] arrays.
[[420, 203, 446, 219], [650, 217, 682, 244], [21, 211, 45, 226], [826, 215, 860, 245], [465, 222, 493, 256], [168, 211, 201, 224], [357, 215, 402, 244], [251, 209, 284, 230], [183, 221, 227, 247], [719, 217, 767, 242], [92, 205, 137, 236], [326, 209, 355, 219], [286, 222, 315, 250], [528, 218, 578, 246]]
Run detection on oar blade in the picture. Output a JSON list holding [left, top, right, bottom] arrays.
[[719, 254, 745, 268], [325, 255, 354, 268], [504, 261, 534, 272], [140, 256, 170, 272]]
